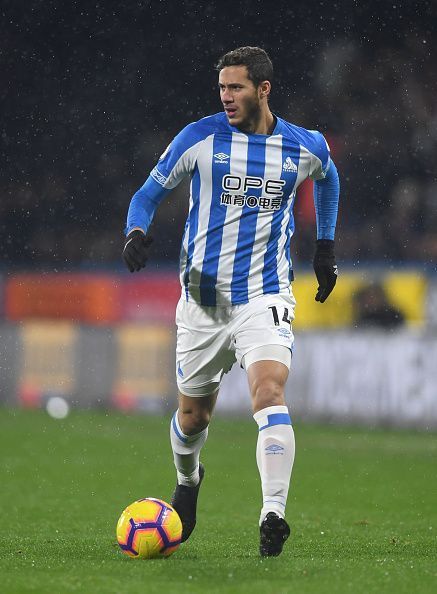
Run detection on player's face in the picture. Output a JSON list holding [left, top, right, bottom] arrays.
[[219, 66, 263, 131]]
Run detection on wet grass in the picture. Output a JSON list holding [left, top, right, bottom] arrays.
[[0, 408, 436, 593]]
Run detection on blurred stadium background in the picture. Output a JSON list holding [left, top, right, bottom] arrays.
[[1, 0, 436, 427]]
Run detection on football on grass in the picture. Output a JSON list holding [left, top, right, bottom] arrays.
[[116, 498, 182, 559]]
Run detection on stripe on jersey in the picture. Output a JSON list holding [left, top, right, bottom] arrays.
[[231, 138, 266, 304], [186, 134, 215, 303], [246, 135, 281, 298], [179, 219, 189, 285], [262, 140, 299, 293], [214, 132, 248, 306], [283, 193, 297, 283], [183, 164, 201, 298], [199, 134, 233, 306], [282, 143, 315, 283]]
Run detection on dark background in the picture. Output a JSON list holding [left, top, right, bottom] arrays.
[[1, 0, 436, 270]]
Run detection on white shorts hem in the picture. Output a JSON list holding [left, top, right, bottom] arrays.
[[242, 344, 292, 371], [177, 382, 221, 398]]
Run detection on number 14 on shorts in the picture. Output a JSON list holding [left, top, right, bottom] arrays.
[[268, 306, 291, 327]]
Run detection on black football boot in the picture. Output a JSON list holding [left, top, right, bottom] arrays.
[[259, 512, 290, 557], [171, 463, 205, 542]]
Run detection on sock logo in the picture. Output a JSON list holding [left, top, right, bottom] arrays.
[[265, 444, 284, 455]]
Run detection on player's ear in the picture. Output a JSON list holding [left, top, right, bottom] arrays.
[[259, 80, 271, 99]]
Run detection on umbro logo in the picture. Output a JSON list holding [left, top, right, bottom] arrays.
[[283, 157, 297, 172], [214, 152, 230, 164], [265, 444, 284, 455]]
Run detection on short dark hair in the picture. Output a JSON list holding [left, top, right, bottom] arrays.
[[215, 46, 273, 87]]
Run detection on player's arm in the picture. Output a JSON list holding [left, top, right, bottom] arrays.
[[308, 131, 340, 302], [123, 123, 203, 272], [313, 161, 340, 302], [122, 177, 170, 272]]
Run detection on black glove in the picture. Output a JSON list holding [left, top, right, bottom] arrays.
[[313, 239, 338, 303], [122, 230, 153, 272]]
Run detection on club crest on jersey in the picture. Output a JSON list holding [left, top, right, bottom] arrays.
[[282, 157, 297, 172], [214, 152, 230, 164]]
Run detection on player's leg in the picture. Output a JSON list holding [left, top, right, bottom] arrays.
[[170, 389, 218, 542], [233, 294, 296, 556], [171, 389, 218, 487], [247, 353, 295, 518], [171, 297, 235, 541], [246, 352, 294, 556]]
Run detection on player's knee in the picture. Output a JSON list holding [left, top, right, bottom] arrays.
[[251, 377, 285, 412], [178, 407, 211, 435]]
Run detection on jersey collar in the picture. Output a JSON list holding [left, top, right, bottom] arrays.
[[226, 113, 282, 137]]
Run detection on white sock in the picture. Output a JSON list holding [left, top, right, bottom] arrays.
[[253, 405, 295, 525], [170, 410, 208, 487]]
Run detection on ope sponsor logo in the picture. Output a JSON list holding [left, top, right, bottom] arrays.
[[220, 192, 282, 210], [222, 174, 285, 196]]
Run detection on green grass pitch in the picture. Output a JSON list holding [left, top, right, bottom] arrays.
[[1, 408, 436, 594]]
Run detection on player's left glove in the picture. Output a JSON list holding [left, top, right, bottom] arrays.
[[122, 229, 153, 272], [313, 239, 338, 303]]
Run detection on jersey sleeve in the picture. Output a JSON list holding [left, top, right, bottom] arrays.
[[307, 131, 331, 181], [124, 176, 171, 235], [313, 159, 340, 240], [125, 122, 207, 235], [150, 122, 205, 189]]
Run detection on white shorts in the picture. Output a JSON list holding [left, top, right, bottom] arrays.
[[175, 292, 295, 397]]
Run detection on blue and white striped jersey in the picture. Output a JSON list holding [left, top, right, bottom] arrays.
[[126, 112, 339, 306]]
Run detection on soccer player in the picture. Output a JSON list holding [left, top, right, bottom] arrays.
[[123, 46, 339, 557]]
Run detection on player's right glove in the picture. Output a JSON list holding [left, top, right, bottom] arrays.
[[122, 230, 153, 272], [313, 239, 338, 303]]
